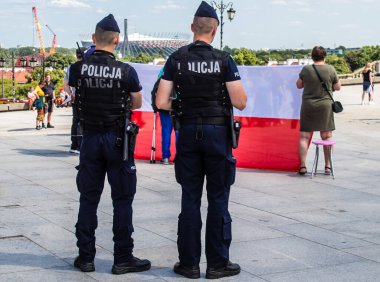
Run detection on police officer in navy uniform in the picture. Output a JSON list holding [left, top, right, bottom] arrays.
[[69, 14, 151, 275], [156, 1, 247, 279]]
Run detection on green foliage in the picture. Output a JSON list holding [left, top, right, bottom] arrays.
[[344, 51, 367, 72], [54, 47, 76, 55], [344, 46, 380, 71], [123, 53, 155, 64], [47, 52, 76, 69], [0, 78, 32, 100], [16, 83, 32, 98], [326, 55, 351, 74], [223, 45, 238, 55], [232, 49, 261, 66]]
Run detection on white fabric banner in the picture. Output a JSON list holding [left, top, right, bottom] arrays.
[[132, 63, 303, 120]]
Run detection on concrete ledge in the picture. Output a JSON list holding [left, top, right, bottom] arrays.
[[0, 104, 9, 112], [8, 103, 28, 111], [341, 76, 380, 86], [0, 103, 28, 112]]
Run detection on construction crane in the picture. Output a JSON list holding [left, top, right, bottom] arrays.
[[32, 6, 45, 54], [46, 25, 57, 54], [32, 6, 57, 54]]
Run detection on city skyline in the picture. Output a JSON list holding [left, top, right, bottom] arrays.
[[0, 0, 379, 50]]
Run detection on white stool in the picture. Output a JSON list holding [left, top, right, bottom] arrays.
[[311, 139, 336, 179]]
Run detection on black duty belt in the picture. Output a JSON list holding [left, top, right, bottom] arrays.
[[180, 116, 229, 125], [82, 121, 119, 132]]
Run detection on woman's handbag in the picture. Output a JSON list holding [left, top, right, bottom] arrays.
[[312, 64, 343, 113], [332, 101, 343, 113]]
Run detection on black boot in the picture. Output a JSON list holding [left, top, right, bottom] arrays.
[[173, 262, 200, 279], [112, 256, 151, 274], [74, 256, 95, 272], [206, 261, 241, 279]]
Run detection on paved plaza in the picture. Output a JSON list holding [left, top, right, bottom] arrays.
[[0, 84, 380, 281]]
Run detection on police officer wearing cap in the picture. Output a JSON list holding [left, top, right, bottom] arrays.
[[156, 1, 247, 279], [69, 14, 151, 275]]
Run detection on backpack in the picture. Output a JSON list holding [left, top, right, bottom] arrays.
[[151, 78, 170, 114]]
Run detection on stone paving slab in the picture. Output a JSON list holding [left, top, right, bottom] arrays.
[[1, 84, 380, 281], [261, 261, 380, 282]]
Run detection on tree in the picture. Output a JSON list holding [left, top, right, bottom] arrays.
[[326, 55, 351, 74], [232, 49, 261, 66], [123, 53, 155, 64], [46, 52, 76, 69], [344, 51, 366, 72]]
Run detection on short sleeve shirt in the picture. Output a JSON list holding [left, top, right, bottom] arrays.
[[161, 42, 241, 82], [42, 82, 55, 100], [64, 66, 70, 81]]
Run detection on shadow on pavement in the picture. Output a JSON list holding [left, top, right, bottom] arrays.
[[7, 128, 37, 132], [47, 134, 71, 137], [0, 252, 112, 274], [13, 148, 72, 157]]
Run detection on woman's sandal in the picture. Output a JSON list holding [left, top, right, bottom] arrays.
[[325, 167, 332, 175], [299, 166, 307, 175]]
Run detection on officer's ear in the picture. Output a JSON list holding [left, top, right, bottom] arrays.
[[191, 23, 195, 33], [211, 28, 216, 37], [92, 33, 96, 44], [114, 34, 120, 46]]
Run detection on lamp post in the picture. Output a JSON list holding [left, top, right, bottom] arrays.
[[42, 54, 45, 80], [48, 57, 57, 68], [29, 56, 37, 68], [29, 55, 42, 82], [20, 57, 27, 68], [11, 52, 15, 102], [29, 55, 57, 83], [211, 0, 236, 50], [0, 57, 5, 98]]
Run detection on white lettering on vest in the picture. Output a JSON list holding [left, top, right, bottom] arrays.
[[84, 78, 114, 89], [103, 66, 110, 78], [187, 61, 221, 74], [81, 64, 122, 79], [88, 65, 94, 76], [81, 64, 88, 75]]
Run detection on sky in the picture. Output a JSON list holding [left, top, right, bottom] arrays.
[[0, 0, 379, 50]]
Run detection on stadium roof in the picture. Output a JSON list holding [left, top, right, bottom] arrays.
[[81, 32, 190, 58]]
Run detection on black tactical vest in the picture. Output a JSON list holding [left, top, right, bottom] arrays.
[[171, 42, 231, 123], [75, 50, 131, 129]]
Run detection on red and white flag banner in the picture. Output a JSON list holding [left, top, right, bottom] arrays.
[[131, 63, 303, 171]]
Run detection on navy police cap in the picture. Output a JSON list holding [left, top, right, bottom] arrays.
[[96, 14, 120, 33], [194, 1, 219, 24]]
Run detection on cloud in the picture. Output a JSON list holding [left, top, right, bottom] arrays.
[[290, 0, 307, 5], [152, 0, 184, 13], [50, 0, 90, 8], [328, 11, 340, 16], [339, 23, 357, 29], [287, 20, 302, 25], [270, 0, 287, 5]]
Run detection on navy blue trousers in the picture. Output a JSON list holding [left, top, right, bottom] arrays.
[[175, 124, 236, 268], [75, 131, 137, 264]]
